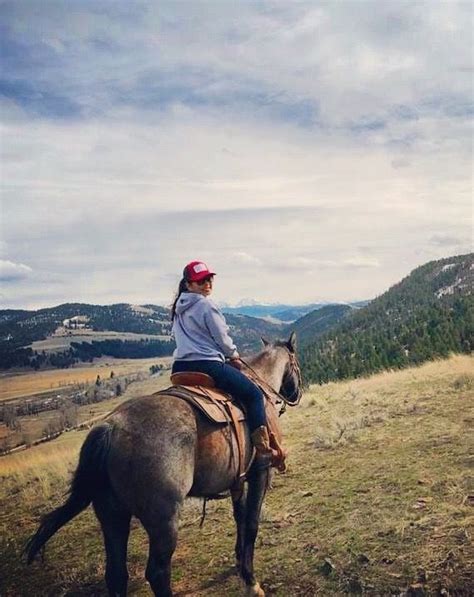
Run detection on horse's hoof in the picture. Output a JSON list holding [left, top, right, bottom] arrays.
[[246, 582, 265, 596]]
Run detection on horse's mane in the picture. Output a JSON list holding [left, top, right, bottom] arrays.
[[245, 342, 290, 371], [245, 346, 272, 367]]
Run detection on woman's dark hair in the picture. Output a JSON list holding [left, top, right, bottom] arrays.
[[171, 277, 188, 320]]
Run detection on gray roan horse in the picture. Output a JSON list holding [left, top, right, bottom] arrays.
[[26, 333, 302, 596]]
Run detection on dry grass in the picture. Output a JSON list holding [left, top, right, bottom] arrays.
[[0, 432, 86, 503], [305, 354, 474, 449], [0, 354, 473, 596]]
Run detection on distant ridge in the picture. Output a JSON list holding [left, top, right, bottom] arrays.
[[3, 254, 470, 376], [222, 300, 367, 322], [300, 253, 473, 383]]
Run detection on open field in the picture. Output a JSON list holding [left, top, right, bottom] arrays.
[[0, 355, 473, 595], [0, 360, 173, 451], [0, 377, 172, 452], [31, 330, 170, 353], [0, 357, 172, 402]]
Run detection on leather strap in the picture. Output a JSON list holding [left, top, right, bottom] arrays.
[[197, 387, 247, 485], [199, 387, 232, 422], [224, 401, 246, 482], [269, 430, 287, 473]]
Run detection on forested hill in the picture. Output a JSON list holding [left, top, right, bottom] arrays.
[[290, 304, 352, 347], [300, 253, 473, 384], [0, 303, 171, 350]]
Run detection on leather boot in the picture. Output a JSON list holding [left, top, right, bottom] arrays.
[[251, 425, 281, 468], [268, 430, 288, 473]]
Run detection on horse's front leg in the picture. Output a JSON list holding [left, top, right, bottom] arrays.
[[240, 465, 269, 597]]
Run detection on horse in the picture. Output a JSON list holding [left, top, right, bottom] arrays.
[[25, 332, 303, 596]]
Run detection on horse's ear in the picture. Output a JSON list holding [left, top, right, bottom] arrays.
[[261, 337, 270, 346], [287, 331, 297, 353]]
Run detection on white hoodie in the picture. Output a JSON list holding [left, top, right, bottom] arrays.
[[172, 292, 239, 362]]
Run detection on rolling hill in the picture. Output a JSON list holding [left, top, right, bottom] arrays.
[[1, 355, 472, 595], [0, 302, 286, 369], [222, 302, 327, 321]]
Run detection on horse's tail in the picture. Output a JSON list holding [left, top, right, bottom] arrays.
[[25, 423, 113, 564]]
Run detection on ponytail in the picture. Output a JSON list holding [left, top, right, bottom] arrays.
[[171, 278, 188, 320]]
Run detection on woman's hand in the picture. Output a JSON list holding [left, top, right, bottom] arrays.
[[227, 357, 243, 370]]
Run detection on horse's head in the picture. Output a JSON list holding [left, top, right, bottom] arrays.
[[261, 332, 303, 406]]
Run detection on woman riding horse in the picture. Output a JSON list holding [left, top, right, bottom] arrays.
[[171, 260, 285, 469], [26, 265, 302, 596]]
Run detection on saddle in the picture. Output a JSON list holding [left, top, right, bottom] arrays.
[[156, 372, 249, 485], [155, 371, 286, 483], [168, 372, 246, 425]]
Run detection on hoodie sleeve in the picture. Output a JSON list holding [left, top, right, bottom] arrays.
[[203, 300, 239, 358]]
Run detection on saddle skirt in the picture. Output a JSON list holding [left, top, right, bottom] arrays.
[[155, 372, 246, 426]]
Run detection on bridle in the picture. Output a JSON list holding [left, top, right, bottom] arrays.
[[280, 349, 303, 405], [240, 348, 303, 415]]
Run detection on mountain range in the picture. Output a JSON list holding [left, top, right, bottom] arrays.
[[0, 253, 471, 380], [0, 301, 350, 369]]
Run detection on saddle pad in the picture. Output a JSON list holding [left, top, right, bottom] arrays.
[[155, 385, 246, 426]]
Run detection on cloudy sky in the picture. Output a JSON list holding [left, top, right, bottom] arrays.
[[1, 1, 472, 309]]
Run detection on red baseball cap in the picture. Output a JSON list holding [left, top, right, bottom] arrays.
[[183, 261, 216, 282]]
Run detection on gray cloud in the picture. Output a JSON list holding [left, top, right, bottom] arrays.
[[2, 3, 471, 133], [0, 259, 33, 282], [1, 2, 472, 308]]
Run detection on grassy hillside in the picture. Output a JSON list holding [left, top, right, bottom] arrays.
[[0, 355, 472, 595], [0, 358, 170, 402]]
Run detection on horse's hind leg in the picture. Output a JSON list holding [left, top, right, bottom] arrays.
[[93, 495, 131, 597], [142, 509, 179, 597], [240, 466, 269, 597]]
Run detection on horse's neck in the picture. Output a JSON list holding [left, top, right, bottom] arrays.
[[248, 350, 286, 391]]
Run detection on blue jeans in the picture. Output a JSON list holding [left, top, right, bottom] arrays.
[[172, 359, 266, 431]]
